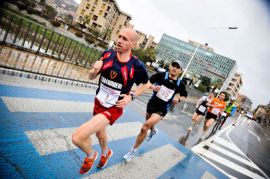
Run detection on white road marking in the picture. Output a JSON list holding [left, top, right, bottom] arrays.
[[2, 97, 94, 112], [248, 130, 261, 142], [201, 171, 217, 179], [195, 148, 265, 179], [207, 143, 261, 170], [85, 144, 185, 179], [212, 137, 245, 155], [25, 122, 142, 155]]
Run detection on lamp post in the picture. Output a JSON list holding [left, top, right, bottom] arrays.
[[180, 26, 238, 91]]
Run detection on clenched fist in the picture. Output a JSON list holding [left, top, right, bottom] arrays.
[[92, 57, 103, 71]]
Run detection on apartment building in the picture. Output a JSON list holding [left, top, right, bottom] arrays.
[[225, 72, 242, 97], [237, 94, 252, 111], [75, 0, 131, 41]]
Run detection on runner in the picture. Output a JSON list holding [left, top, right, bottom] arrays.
[[188, 91, 215, 132], [200, 92, 226, 140], [72, 28, 150, 174], [219, 96, 237, 129], [123, 60, 187, 161]]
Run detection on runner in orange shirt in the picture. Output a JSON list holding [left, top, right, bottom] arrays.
[[200, 92, 226, 140]]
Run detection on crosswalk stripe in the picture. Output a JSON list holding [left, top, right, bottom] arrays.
[[85, 144, 185, 179], [201, 171, 217, 179], [25, 122, 142, 155], [212, 137, 245, 155], [195, 148, 265, 179], [2, 97, 94, 112], [207, 143, 260, 170]]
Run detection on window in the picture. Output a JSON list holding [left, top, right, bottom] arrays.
[[98, 10, 103, 16], [92, 22, 97, 28], [102, 3, 106, 10], [104, 12, 108, 18], [91, 6, 95, 12], [86, 4, 90, 9], [92, 15, 98, 21], [106, 6, 111, 11], [81, 9, 85, 15]]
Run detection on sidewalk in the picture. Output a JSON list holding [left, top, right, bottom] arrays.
[[0, 73, 228, 179]]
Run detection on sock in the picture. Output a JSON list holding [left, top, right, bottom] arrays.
[[191, 121, 196, 127], [102, 149, 108, 155], [88, 151, 96, 159]]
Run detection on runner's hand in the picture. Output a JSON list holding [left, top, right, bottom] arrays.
[[172, 98, 179, 105], [92, 57, 103, 71], [151, 85, 161, 92], [116, 94, 132, 108]]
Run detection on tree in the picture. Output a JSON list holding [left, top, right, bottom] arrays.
[[79, 15, 91, 30], [101, 27, 112, 41], [211, 79, 223, 89], [45, 4, 57, 19], [132, 48, 156, 63], [63, 14, 73, 26]]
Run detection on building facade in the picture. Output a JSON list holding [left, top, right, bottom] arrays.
[[237, 94, 252, 111], [225, 72, 242, 97], [156, 34, 237, 83], [75, 0, 131, 42]]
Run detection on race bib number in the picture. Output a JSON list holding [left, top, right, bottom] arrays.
[[156, 85, 175, 102], [211, 108, 221, 115], [198, 105, 206, 113], [96, 83, 121, 108]]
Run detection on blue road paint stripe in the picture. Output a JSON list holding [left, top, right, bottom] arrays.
[[0, 84, 95, 102], [0, 98, 9, 112], [0, 112, 55, 178]]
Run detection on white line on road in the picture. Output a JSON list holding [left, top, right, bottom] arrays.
[[207, 142, 261, 170], [195, 148, 265, 179], [248, 130, 261, 142], [86, 144, 185, 179], [25, 122, 143, 155]]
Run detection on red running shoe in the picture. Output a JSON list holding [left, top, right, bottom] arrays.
[[79, 151, 98, 174]]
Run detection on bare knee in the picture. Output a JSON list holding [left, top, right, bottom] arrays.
[[72, 132, 82, 146], [141, 123, 151, 134], [96, 131, 107, 141]]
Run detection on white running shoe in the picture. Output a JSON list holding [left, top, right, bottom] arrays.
[[200, 133, 207, 140], [147, 129, 159, 141], [188, 126, 192, 132], [123, 149, 136, 162]]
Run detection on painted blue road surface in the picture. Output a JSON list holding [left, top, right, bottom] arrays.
[[0, 78, 229, 179]]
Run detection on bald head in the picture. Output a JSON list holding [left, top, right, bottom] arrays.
[[120, 28, 138, 43], [116, 27, 138, 53]]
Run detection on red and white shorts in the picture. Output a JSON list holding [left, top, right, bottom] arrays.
[[93, 98, 123, 125]]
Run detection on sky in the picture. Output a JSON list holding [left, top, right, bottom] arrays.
[[75, 0, 270, 108]]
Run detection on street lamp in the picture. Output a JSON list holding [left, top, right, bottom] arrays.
[[179, 26, 238, 91]]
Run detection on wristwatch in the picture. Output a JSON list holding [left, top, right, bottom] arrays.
[[130, 93, 136, 101]]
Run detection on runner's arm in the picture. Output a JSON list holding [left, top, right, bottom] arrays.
[[89, 57, 103, 80]]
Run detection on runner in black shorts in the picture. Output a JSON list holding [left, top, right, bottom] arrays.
[[200, 92, 226, 140], [123, 60, 187, 161], [188, 92, 215, 132]]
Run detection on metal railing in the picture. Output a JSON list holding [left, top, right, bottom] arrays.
[[0, 9, 102, 69]]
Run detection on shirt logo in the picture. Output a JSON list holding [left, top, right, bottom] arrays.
[[110, 71, 117, 79]]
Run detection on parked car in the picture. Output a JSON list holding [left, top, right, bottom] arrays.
[[246, 111, 254, 120]]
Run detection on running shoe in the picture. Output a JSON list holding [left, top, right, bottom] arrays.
[[97, 149, 113, 169], [188, 126, 192, 132], [79, 151, 98, 174], [147, 129, 159, 141], [200, 133, 207, 140], [123, 149, 136, 162]]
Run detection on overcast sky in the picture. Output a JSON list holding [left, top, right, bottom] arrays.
[[75, 0, 270, 108]]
